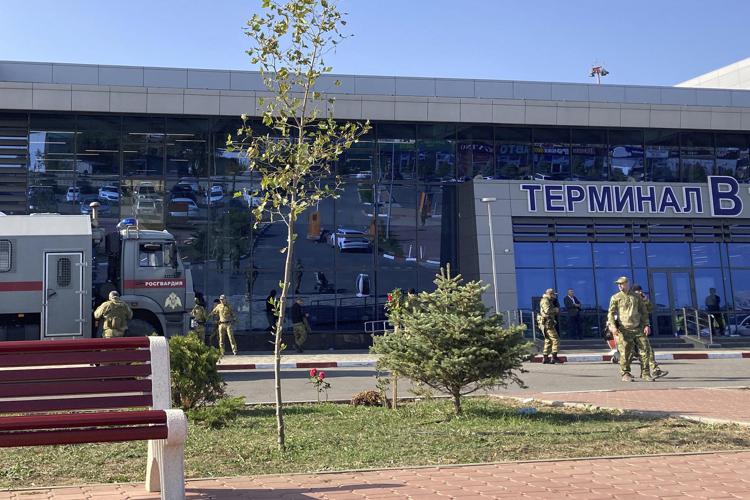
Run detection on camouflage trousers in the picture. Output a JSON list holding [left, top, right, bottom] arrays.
[[217, 323, 237, 355], [628, 333, 660, 376], [193, 324, 206, 343], [541, 321, 559, 355], [617, 327, 651, 377], [293, 321, 309, 348]]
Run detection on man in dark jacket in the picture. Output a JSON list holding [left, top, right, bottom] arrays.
[[563, 288, 583, 339], [291, 297, 310, 353]]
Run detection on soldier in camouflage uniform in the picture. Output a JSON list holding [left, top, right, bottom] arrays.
[[631, 284, 668, 379], [608, 277, 653, 382], [538, 288, 562, 364], [191, 294, 208, 343], [210, 294, 238, 355], [94, 290, 133, 338]]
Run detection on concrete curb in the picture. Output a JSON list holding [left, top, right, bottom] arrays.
[[217, 351, 750, 371], [218, 360, 378, 371], [529, 351, 750, 363]]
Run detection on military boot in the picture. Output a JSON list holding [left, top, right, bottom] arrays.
[[542, 355, 551, 364], [551, 354, 562, 364]]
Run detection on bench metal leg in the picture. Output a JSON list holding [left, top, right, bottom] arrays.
[[146, 409, 188, 500]]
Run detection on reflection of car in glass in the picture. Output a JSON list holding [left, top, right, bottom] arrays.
[[702, 314, 750, 337], [65, 187, 80, 202], [337, 235, 371, 252], [206, 185, 224, 206], [98, 185, 120, 202], [328, 228, 371, 252], [135, 182, 158, 199], [240, 188, 261, 207], [135, 198, 161, 222], [168, 198, 200, 218], [170, 184, 198, 203], [176, 178, 200, 193], [80, 199, 113, 217]]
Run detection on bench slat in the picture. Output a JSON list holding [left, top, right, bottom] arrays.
[[0, 425, 169, 447], [0, 395, 153, 414], [0, 350, 151, 368], [0, 364, 152, 383], [0, 410, 166, 431], [0, 379, 152, 398], [0, 337, 150, 353]]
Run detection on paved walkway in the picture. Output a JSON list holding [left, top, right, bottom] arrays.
[[4, 451, 750, 499], [523, 387, 750, 425], [4, 388, 750, 499], [217, 350, 750, 370]]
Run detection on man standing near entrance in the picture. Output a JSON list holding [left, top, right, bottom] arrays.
[[705, 288, 726, 336], [538, 288, 562, 364], [608, 277, 652, 382], [564, 288, 583, 339]]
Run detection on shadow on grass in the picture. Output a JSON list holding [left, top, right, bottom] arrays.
[[236, 398, 666, 427], [460, 401, 663, 425]]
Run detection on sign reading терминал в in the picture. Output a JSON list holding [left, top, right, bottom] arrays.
[[519, 176, 748, 217]]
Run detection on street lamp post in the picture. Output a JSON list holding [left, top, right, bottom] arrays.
[[480, 197, 500, 315]]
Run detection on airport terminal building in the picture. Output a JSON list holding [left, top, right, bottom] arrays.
[[0, 60, 749, 346]]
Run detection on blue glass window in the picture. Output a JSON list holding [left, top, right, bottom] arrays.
[[632, 269, 649, 294], [691, 243, 722, 268], [647, 243, 691, 268], [730, 270, 750, 310], [695, 269, 726, 311], [593, 243, 630, 268], [514, 242, 552, 268], [728, 244, 750, 268], [554, 242, 592, 268], [596, 269, 631, 309], [556, 269, 595, 306], [631, 243, 647, 268], [516, 268, 555, 309]]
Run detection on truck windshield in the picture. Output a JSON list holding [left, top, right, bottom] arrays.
[[139, 242, 176, 268]]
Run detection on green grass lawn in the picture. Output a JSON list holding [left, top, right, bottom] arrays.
[[3, 397, 750, 489]]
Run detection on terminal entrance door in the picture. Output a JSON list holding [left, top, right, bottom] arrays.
[[648, 270, 695, 336]]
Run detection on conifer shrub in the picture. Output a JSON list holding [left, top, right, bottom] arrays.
[[169, 333, 225, 410], [372, 266, 531, 415]]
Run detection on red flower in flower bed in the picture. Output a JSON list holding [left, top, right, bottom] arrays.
[[308, 368, 331, 402]]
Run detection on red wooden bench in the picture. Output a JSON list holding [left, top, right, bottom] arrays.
[[0, 336, 187, 500]]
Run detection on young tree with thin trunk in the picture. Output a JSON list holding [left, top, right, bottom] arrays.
[[230, 0, 369, 451]]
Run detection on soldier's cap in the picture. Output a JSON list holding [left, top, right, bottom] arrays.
[[109, 291, 120, 299], [614, 276, 629, 284], [544, 288, 556, 295], [219, 294, 227, 300]]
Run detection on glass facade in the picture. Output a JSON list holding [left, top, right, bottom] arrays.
[[6, 110, 750, 346], [515, 241, 750, 337], [8, 112, 465, 349]]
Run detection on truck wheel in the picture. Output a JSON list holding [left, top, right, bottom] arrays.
[[127, 318, 161, 337]]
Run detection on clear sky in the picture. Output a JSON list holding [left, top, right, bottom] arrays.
[[1, 0, 748, 86]]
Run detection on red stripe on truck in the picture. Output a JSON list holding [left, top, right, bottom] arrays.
[[123, 280, 185, 289], [0, 281, 43, 292]]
